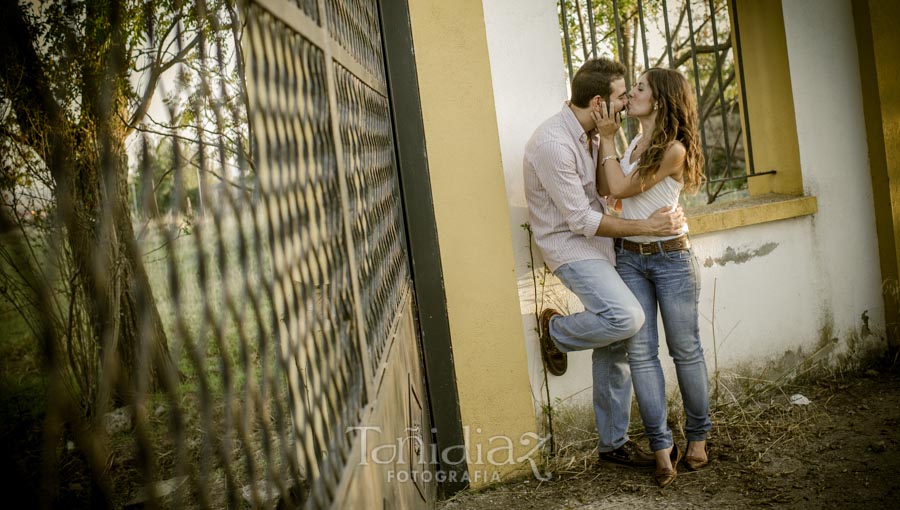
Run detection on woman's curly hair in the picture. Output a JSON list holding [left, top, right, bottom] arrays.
[[634, 68, 705, 193]]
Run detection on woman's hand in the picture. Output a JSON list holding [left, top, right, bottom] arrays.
[[591, 101, 621, 140]]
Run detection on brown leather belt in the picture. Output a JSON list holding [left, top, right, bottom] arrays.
[[617, 234, 691, 255]]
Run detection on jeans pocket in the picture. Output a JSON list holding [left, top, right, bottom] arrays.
[[661, 248, 690, 262]]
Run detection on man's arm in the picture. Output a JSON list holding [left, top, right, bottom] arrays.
[[530, 141, 604, 237], [594, 206, 685, 238], [530, 140, 685, 239]]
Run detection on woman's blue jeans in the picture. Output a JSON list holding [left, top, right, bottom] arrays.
[[615, 244, 711, 452]]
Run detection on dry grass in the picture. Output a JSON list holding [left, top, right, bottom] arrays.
[[533, 340, 894, 484]]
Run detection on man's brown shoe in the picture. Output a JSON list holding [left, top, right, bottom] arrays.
[[598, 440, 656, 469], [539, 308, 567, 376]]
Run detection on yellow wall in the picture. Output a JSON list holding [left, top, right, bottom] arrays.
[[853, 0, 900, 343], [732, 0, 804, 196], [406, 0, 538, 486]]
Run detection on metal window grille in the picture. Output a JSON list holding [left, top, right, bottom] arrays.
[[0, 0, 414, 508], [558, 0, 774, 204]]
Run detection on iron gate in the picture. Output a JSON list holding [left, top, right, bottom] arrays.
[[0, 0, 437, 508], [245, 0, 437, 507]]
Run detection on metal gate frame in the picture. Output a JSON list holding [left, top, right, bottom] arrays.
[[378, 0, 469, 497], [248, 0, 468, 503]]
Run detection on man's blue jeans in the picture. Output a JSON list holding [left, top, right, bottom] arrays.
[[615, 245, 712, 452], [550, 259, 645, 452]]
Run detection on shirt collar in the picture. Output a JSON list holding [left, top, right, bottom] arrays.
[[561, 102, 595, 147]]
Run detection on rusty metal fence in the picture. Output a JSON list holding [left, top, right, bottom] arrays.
[[0, 0, 419, 508]]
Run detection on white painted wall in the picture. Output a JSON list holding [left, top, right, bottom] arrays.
[[482, 0, 885, 410], [481, 0, 586, 405], [781, 0, 884, 333]]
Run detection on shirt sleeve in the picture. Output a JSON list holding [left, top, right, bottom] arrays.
[[529, 141, 603, 237]]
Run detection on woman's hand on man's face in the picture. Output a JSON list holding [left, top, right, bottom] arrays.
[[591, 100, 621, 139]]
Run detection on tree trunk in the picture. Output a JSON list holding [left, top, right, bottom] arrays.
[[74, 0, 175, 403], [67, 137, 175, 403], [0, 0, 176, 404]]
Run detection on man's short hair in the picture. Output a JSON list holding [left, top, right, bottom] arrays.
[[570, 58, 627, 108]]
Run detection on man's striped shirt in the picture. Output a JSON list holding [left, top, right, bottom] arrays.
[[523, 104, 615, 272]]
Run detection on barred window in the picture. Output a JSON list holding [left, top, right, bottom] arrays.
[[558, 0, 772, 205]]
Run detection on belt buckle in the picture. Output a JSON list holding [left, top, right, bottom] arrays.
[[639, 243, 651, 255]]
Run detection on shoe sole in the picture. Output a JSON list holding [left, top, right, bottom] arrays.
[[539, 311, 566, 376]]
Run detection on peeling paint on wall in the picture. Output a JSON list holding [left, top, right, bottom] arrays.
[[703, 242, 779, 267]]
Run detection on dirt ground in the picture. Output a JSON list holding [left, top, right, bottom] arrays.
[[438, 370, 900, 510]]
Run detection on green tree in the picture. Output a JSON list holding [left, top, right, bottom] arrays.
[[0, 0, 244, 404]]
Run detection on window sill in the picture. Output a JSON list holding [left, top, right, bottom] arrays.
[[686, 194, 818, 236]]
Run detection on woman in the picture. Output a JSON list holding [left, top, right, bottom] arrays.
[[592, 68, 711, 488]]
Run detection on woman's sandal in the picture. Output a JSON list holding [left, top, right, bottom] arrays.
[[654, 443, 683, 488], [684, 442, 709, 471]]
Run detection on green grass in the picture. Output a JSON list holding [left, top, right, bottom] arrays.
[[139, 211, 277, 398]]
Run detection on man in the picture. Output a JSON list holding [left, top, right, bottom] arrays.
[[523, 57, 684, 468]]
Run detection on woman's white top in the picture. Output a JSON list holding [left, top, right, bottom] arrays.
[[619, 133, 689, 242]]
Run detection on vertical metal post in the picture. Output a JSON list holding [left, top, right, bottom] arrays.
[[685, 0, 712, 190], [379, 0, 469, 496], [612, 0, 625, 65], [586, 0, 597, 59], [560, 0, 575, 80], [730, 0, 755, 175], [662, 0, 674, 67], [707, 0, 735, 179], [636, 0, 650, 71]]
